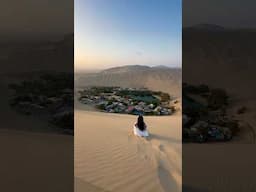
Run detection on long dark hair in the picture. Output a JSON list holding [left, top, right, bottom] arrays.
[[137, 115, 146, 131]]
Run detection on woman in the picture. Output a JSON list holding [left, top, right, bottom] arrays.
[[133, 115, 149, 137]]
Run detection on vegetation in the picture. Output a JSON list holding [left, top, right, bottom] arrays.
[[8, 72, 74, 135], [183, 83, 239, 142], [79, 86, 174, 116]]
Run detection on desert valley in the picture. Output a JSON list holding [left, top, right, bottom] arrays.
[[75, 65, 182, 192]]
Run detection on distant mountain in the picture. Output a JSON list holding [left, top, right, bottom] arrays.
[[183, 25, 256, 95], [0, 34, 73, 73], [152, 65, 172, 69], [101, 65, 176, 73], [76, 65, 181, 98], [101, 65, 151, 74]]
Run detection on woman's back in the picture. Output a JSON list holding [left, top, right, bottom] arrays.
[[133, 115, 149, 137], [137, 115, 146, 131], [133, 124, 149, 137]]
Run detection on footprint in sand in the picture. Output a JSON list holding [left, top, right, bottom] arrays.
[[157, 143, 165, 152], [128, 133, 181, 192], [149, 140, 181, 192]]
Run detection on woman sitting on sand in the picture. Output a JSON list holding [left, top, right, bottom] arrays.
[[133, 115, 149, 137]]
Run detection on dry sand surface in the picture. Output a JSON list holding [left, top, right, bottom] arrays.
[[75, 109, 181, 192], [183, 144, 256, 192], [75, 66, 182, 191], [0, 130, 73, 192]]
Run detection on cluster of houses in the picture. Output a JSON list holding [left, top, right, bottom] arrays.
[[79, 87, 174, 116], [183, 83, 239, 142]]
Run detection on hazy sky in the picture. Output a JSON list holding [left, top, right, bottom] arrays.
[[183, 0, 256, 28], [75, 0, 181, 70], [0, 0, 73, 39]]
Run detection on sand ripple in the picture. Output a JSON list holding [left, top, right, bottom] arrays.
[[75, 110, 181, 192]]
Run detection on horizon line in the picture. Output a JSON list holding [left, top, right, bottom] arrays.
[[75, 64, 182, 72]]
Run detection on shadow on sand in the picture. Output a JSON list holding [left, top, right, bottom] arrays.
[[146, 133, 180, 144], [158, 164, 179, 192], [75, 177, 110, 192]]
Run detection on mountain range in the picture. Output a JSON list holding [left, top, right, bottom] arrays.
[[76, 65, 181, 98], [0, 34, 73, 74]]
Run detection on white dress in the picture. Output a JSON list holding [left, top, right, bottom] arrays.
[[133, 124, 149, 137]]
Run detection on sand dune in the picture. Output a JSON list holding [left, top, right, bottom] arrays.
[[0, 34, 73, 73], [75, 110, 181, 192], [75, 66, 181, 98], [0, 129, 73, 192], [183, 144, 256, 192], [75, 65, 182, 191]]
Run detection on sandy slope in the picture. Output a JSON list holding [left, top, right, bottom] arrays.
[[75, 110, 181, 192], [75, 66, 181, 98], [0, 130, 73, 192], [183, 144, 256, 192]]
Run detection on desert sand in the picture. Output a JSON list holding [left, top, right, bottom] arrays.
[[0, 129, 73, 192], [183, 144, 256, 192], [75, 66, 182, 192], [75, 109, 181, 192]]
